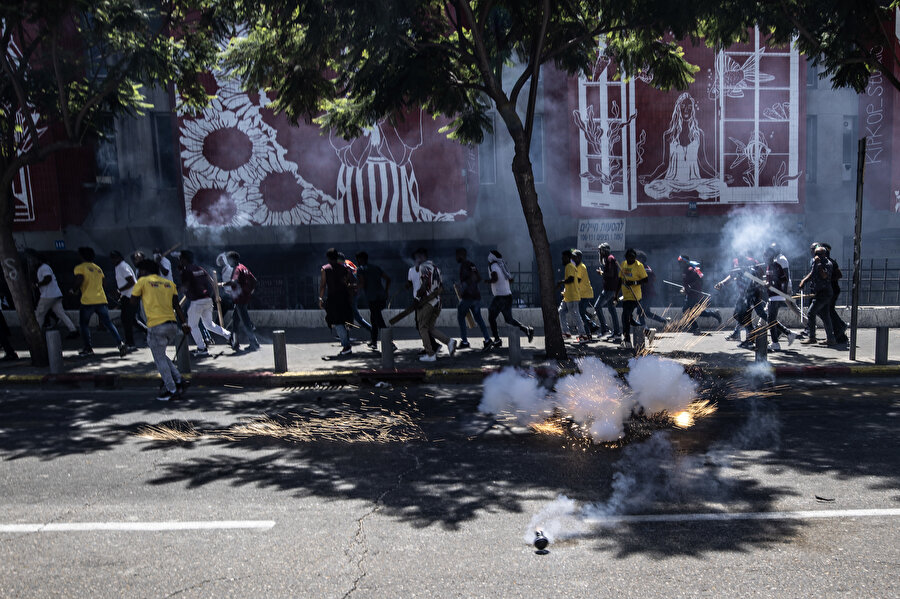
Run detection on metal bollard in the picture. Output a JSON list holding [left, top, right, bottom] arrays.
[[273, 330, 287, 373], [755, 332, 767, 363], [875, 327, 889, 365], [380, 328, 394, 369], [46, 330, 63, 374], [176, 334, 191, 373], [507, 326, 522, 366]]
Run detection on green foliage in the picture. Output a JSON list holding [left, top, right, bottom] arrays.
[[222, 0, 717, 145], [0, 0, 226, 166]]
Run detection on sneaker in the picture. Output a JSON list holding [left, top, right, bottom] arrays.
[[786, 331, 797, 346], [800, 338, 817, 345], [492, 338, 503, 348], [448, 339, 458, 357], [78, 347, 94, 357], [118, 343, 128, 357], [176, 379, 191, 395], [738, 340, 754, 349], [419, 353, 437, 362], [366, 342, 378, 351], [725, 331, 741, 341], [339, 347, 352, 357], [65, 331, 80, 340], [768, 342, 781, 351], [156, 389, 176, 401], [191, 348, 209, 358], [246, 345, 260, 352], [228, 332, 238, 351], [526, 327, 535, 343], [835, 334, 849, 344], [459, 340, 471, 349]]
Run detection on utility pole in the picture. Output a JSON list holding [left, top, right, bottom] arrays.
[[849, 137, 866, 361]]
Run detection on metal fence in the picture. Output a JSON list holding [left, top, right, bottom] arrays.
[[252, 258, 900, 310]]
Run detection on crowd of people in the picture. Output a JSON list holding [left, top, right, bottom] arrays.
[[0, 238, 852, 396]]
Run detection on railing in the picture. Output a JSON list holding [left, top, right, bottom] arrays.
[[252, 258, 900, 310]]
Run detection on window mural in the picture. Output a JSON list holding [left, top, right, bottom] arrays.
[[575, 29, 802, 214]]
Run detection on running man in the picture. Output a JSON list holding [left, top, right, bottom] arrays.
[[223, 251, 260, 352], [32, 252, 78, 339], [356, 251, 390, 350], [455, 248, 492, 349], [179, 250, 236, 357], [413, 248, 456, 362], [619, 248, 648, 349], [486, 250, 533, 347], [595, 243, 621, 342], [131, 259, 191, 401], [319, 248, 354, 357], [558, 249, 586, 340], [678, 255, 721, 334], [72, 246, 126, 357], [763, 243, 796, 351], [111, 250, 139, 350], [571, 249, 599, 337], [799, 246, 837, 346]]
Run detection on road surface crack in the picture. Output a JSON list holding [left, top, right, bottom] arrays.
[[342, 446, 422, 599]]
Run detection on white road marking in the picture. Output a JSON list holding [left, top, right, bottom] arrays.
[[0, 520, 275, 533], [586, 508, 900, 525]]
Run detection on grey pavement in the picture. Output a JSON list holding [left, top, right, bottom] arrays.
[[0, 325, 897, 379], [0, 379, 898, 597]]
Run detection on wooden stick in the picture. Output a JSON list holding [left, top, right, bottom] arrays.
[[161, 243, 181, 257]]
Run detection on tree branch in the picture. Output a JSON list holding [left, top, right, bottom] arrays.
[[51, 34, 74, 139], [523, 0, 551, 148]]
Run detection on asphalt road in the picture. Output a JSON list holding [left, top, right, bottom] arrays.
[[1, 376, 898, 598]]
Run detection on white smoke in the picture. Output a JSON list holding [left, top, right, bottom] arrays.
[[626, 355, 697, 415], [555, 357, 632, 443], [479, 367, 551, 427], [523, 363, 782, 547], [719, 205, 804, 263]]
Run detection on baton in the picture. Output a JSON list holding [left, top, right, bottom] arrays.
[[663, 280, 711, 297]]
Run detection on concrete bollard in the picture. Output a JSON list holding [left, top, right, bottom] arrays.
[[507, 326, 521, 366], [176, 334, 191, 373], [46, 330, 63, 374], [875, 327, 889, 365], [273, 330, 287, 373], [380, 328, 394, 369], [755, 332, 767, 363]]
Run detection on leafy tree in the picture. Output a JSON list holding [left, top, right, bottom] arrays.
[[706, 0, 900, 93], [1, 0, 223, 365], [224, 0, 717, 359]]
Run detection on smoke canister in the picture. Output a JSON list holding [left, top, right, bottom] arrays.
[[534, 530, 549, 550]]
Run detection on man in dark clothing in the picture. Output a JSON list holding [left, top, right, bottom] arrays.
[[595, 243, 621, 342], [810, 243, 848, 344], [224, 251, 260, 351], [319, 248, 354, 357], [679, 256, 721, 333], [455, 248, 492, 349], [763, 244, 796, 351], [799, 246, 837, 346], [356, 251, 390, 350]]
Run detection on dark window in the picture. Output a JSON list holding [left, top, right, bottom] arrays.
[[151, 113, 178, 189]]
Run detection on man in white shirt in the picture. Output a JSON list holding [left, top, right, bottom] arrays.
[[33, 253, 78, 339], [412, 248, 456, 362], [111, 250, 140, 349], [406, 253, 441, 354], [487, 250, 533, 346]]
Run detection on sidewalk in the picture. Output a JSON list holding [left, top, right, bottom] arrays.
[[1, 324, 897, 388]]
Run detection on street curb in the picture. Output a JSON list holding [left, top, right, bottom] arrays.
[[1, 363, 898, 388]]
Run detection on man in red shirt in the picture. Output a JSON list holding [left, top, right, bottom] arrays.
[[223, 251, 260, 352]]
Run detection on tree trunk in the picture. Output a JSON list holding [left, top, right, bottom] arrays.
[[0, 188, 48, 366], [509, 141, 567, 360]]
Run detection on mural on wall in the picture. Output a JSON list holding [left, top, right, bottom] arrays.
[[178, 70, 471, 227], [574, 29, 803, 213], [6, 36, 46, 224]]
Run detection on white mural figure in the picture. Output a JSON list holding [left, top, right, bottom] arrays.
[[330, 110, 465, 223], [641, 92, 726, 200], [709, 47, 775, 99]]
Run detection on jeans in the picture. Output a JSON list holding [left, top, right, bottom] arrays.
[[595, 289, 620, 335], [457, 298, 491, 342], [766, 301, 792, 343], [353, 297, 372, 332], [232, 304, 259, 349], [35, 297, 76, 333], [416, 302, 450, 355], [487, 295, 529, 339], [148, 321, 181, 393], [578, 298, 600, 332], [187, 298, 231, 350], [622, 300, 639, 340], [334, 323, 351, 350], [368, 299, 387, 345], [807, 291, 835, 343], [79, 303, 122, 349], [559, 300, 585, 335]]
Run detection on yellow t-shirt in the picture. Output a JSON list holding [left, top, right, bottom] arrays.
[[576, 262, 593, 299], [132, 274, 177, 328], [74, 262, 107, 305], [562, 262, 581, 302], [620, 260, 648, 301]]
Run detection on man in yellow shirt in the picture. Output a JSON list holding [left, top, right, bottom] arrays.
[[572, 249, 600, 338], [132, 260, 191, 401], [557, 249, 585, 339], [619, 248, 648, 349], [73, 246, 126, 357]]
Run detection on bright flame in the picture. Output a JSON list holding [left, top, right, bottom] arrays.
[[530, 420, 566, 436], [673, 411, 694, 428]]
